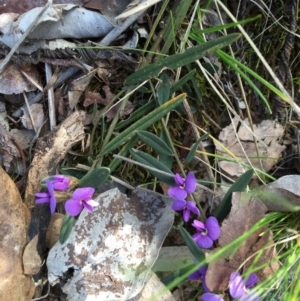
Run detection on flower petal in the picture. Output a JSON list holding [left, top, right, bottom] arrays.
[[46, 180, 54, 195], [65, 199, 83, 216], [188, 270, 202, 280], [229, 272, 245, 298], [202, 293, 224, 301], [194, 233, 213, 249], [84, 200, 99, 213], [245, 273, 259, 288], [35, 192, 49, 198], [206, 216, 220, 240], [50, 195, 56, 214], [185, 172, 196, 194], [186, 201, 200, 215], [168, 186, 187, 200], [171, 199, 186, 211], [35, 197, 50, 204], [72, 187, 95, 201], [192, 220, 206, 231], [182, 208, 191, 222], [174, 173, 185, 186]]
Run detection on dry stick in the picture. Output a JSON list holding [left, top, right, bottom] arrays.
[[45, 63, 56, 130], [99, 0, 148, 46], [22, 92, 37, 133], [0, 1, 52, 74]]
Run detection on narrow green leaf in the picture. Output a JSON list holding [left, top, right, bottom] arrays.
[[129, 149, 175, 185], [138, 130, 173, 156], [159, 130, 174, 170], [169, 69, 196, 95], [102, 94, 186, 156], [185, 134, 209, 164], [79, 167, 110, 188], [179, 226, 205, 263], [59, 214, 75, 244], [214, 169, 254, 222], [157, 73, 171, 105], [190, 15, 261, 35], [116, 101, 156, 130], [125, 33, 241, 85]]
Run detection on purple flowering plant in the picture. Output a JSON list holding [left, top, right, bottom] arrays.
[[201, 271, 259, 301], [65, 187, 99, 216], [168, 172, 200, 222], [35, 180, 57, 214]]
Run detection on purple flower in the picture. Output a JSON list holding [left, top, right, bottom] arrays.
[[168, 172, 196, 200], [202, 293, 224, 301], [192, 216, 220, 248], [189, 265, 210, 293], [65, 187, 98, 216], [35, 180, 56, 214], [229, 272, 259, 301], [50, 175, 70, 191], [171, 199, 200, 222]]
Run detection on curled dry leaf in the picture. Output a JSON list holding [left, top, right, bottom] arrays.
[[205, 192, 279, 291], [216, 117, 285, 180], [0, 166, 35, 301], [22, 234, 42, 275], [47, 188, 174, 301]]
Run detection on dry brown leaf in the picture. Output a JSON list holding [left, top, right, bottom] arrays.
[[68, 69, 97, 109], [0, 123, 21, 171], [216, 117, 285, 179], [22, 234, 42, 275], [21, 103, 45, 130], [205, 192, 279, 291], [0, 166, 35, 301], [0, 61, 40, 94], [253, 175, 300, 212]]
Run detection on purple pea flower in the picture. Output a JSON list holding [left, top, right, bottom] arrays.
[[168, 172, 197, 200], [229, 272, 259, 301], [35, 180, 56, 214], [189, 265, 210, 293], [202, 293, 224, 301], [50, 175, 70, 191], [171, 199, 200, 222], [192, 216, 220, 249], [65, 187, 98, 216]]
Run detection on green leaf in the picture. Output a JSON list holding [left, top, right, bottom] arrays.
[[125, 33, 241, 85], [79, 167, 110, 188], [116, 101, 156, 131], [59, 214, 75, 244], [185, 134, 209, 164], [179, 226, 205, 263], [102, 93, 186, 156], [214, 169, 254, 222], [137, 130, 173, 156], [157, 73, 170, 105], [169, 69, 196, 95], [129, 149, 175, 185], [158, 130, 173, 170]]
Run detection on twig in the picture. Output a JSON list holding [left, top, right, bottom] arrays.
[[45, 63, 56, 130], [0, 1, 52, 74]]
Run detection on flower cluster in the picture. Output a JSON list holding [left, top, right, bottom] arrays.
[[202, 271, 260, 301], [35, 175, 98, 216], [168, 172, 200, 222], [168, 172, 220, 249]]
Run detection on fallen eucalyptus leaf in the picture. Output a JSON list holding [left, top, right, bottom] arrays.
[[47, 187, 174, 301], [22, 234, 41, 275]]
